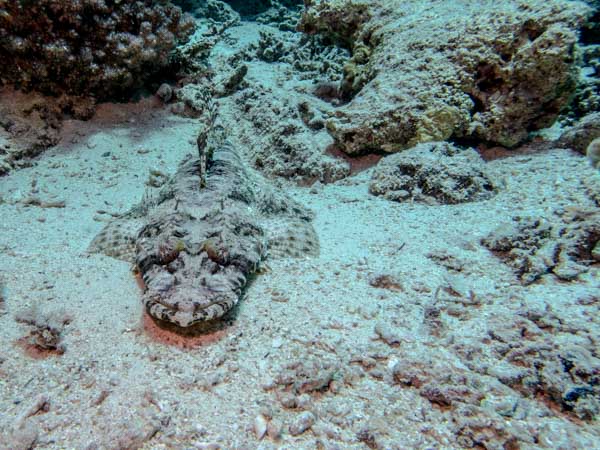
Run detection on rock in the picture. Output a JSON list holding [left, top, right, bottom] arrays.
[[369, 142, 497, 204], [586, 137, 600, 168], [266, 419, 282, 440], [558, 112, 600, 154], [368, 274, 403, 292], [146, 169, 169, 188], [186, 0, 240, 23], [289, 411, 315, 436], [592, 240, 600, 261], [256, 30, 287, 63], [254, 414, 268, 440], [356, 426, 383, 449], [174, 83, 214, 118], [293, 367, 337, 395], [220, 25, 351, 183], [483, 317, 600, 421], [193, 443, 221, 450], [171, 102, 186, 115], [374, 322, 402, 346], [0, 89, 68, 176], [3, 421, 38, 450], [300, 0, 589, 153], [255, 2, 305, 31], [231, 86, 350, 183], [278, 392, 299, 409], [15, 306, 70, 356], [156, 84, 173, 103], [216, 64, 248, 96]]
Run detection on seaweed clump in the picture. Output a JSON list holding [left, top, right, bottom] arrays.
[[0, 0, 195, 100]]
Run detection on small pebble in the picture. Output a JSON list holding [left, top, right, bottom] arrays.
[[267, 420, 282, 440], [309, 181, 322, 194], [193, 424, 208, 436], [591, 241, 600, 261], [586, 137, 600, 169], [289, 411, 315, 436], [193, 443, 220, 450], [296, 394, 312, 410], [374, 322, 402, 345], [278, 392, 298, 409], [254, 414, 268, 440], [261, 378, 277, 391], [171, 102, 185, 115]]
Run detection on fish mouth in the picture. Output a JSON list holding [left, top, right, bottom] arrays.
[[142, 287, 238, 328], [138, 255, 247, 328]]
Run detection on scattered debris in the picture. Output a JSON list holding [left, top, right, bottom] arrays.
[[18, 196, 66, 209], [15, 304, 72, 356], [482, 209, 600, 284], [368, 274, 403, 292], [0, 281, 6, 315]]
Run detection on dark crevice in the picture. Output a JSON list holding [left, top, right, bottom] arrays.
[[520, 19, 545, 42], [467, 93, 485, 114], [475, 63, 505, 94], [173, 0, 304, 18], [580, 10, 600, 45], [448, 134, 508, 152]]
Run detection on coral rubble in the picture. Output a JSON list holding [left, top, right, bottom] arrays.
[[482, 209, 600, 284], [231, 85, 351, 183], [210, 22, 352, 183]]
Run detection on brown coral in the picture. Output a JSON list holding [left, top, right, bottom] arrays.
[[0, 0, 194, 100]]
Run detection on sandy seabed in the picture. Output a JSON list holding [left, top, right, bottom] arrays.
[[1, 18, 600, 450], [0, 98, 598, 449]]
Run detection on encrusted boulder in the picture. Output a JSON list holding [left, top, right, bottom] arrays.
[[299, 0, 590, 154], [558, 112, 600, 154], [369, 142, 497, 205]]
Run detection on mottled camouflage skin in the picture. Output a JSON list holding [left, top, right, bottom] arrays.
[[89, 130, 318, 327]]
